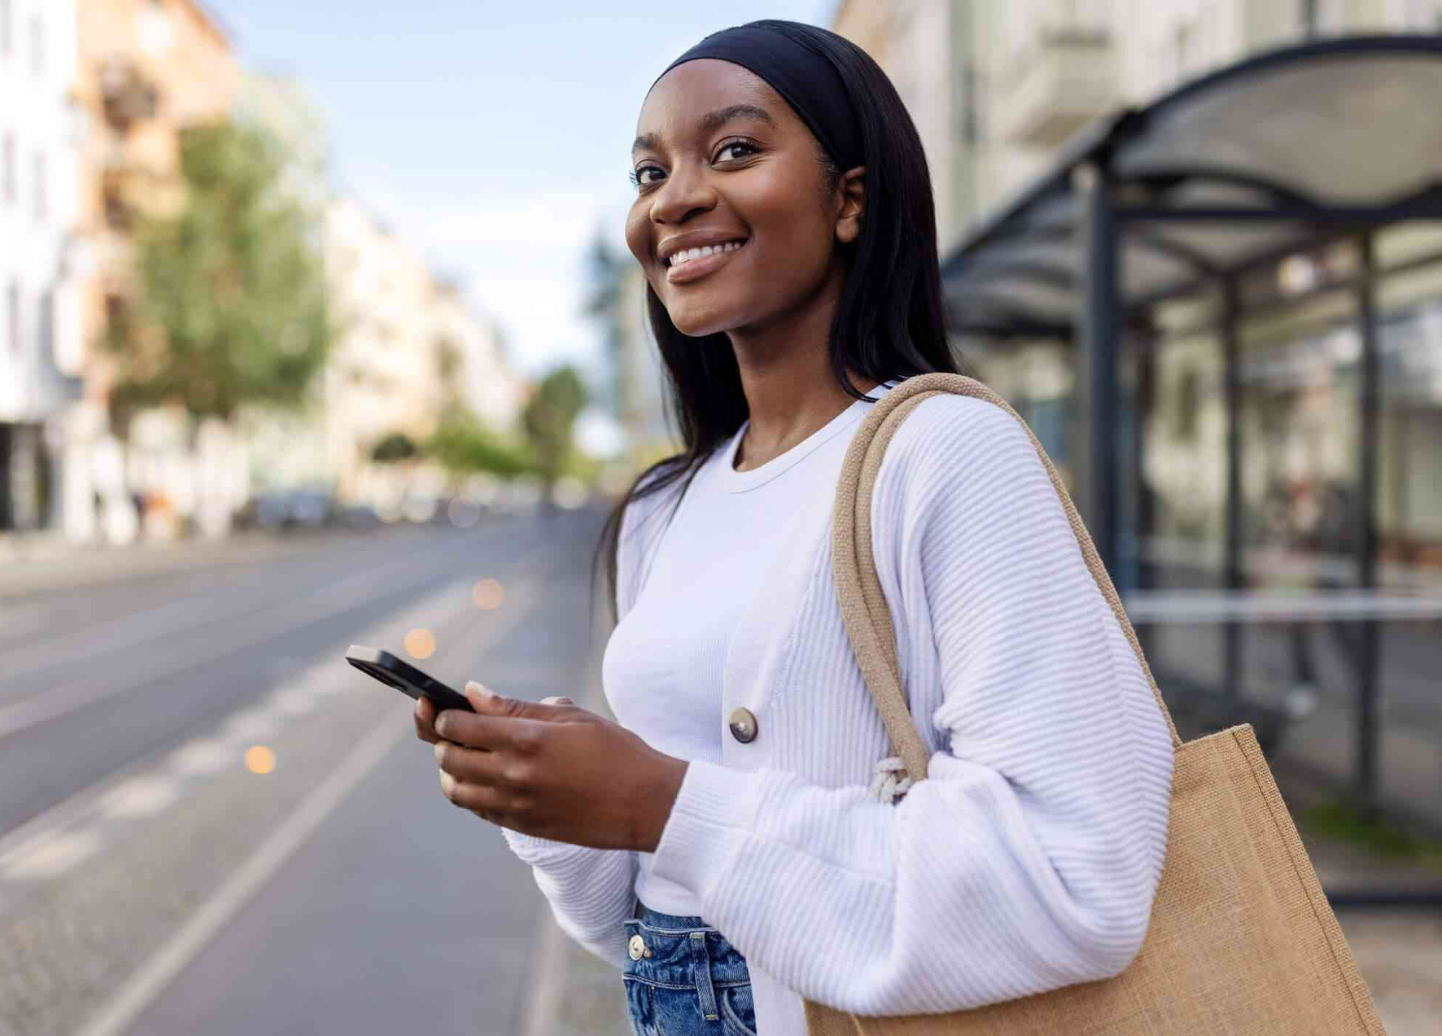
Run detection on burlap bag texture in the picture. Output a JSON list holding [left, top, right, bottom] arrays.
[[806, 373, 1386, 1035]]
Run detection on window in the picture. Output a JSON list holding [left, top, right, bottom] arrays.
[[0, 0, 10, 60], [28, 14, 41, 75], [6, 282, 18, 355], [1, 135, 13, 205], [33, 152, 45, 221]]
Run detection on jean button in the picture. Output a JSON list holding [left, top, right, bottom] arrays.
[[628, 934, 646, 960]]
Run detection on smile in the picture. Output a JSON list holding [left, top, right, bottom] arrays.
[[664, 239, 747, 284]]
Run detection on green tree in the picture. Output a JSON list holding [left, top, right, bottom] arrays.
[[521, 365, 588, 506], [370, 432, 419, 464], [425, 411, 533, 480], [105, 120, 332, 429]]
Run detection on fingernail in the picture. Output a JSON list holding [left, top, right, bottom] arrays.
[[467, 681, 495, 698]]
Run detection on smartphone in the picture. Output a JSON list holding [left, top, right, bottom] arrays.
[[345, 644, 473, 713]]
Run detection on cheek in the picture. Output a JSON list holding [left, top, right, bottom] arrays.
[[624, 206, 652, 267]]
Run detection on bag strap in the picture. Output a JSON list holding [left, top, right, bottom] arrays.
[[831, 373, 1184, 789]]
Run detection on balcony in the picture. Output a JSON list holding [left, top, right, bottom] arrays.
[[993, 29, 1118, 148], [99, 57, 159, 131]]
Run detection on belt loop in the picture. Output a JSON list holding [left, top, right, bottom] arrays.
[[689, 930, 719, 1021]]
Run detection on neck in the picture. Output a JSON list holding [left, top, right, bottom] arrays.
[[726, 267, 877, 471]]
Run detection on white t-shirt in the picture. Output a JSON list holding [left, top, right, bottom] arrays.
[[603, 381, 895, 917]]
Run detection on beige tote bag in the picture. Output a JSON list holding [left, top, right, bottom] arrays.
[[809, 372, 1386, 1035]]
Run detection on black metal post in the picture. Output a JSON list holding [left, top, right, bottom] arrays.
[[1223, 277, 1243, 718], [1076, 164, 1121, 576], [1356, 232, 1382, 823]]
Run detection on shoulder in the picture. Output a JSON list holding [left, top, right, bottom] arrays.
[[875, 389, 1048, 503]]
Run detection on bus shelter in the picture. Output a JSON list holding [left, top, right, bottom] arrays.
[[940, 36, 1442, 902]]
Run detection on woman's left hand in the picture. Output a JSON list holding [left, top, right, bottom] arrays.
[[415, 682, 689, 853]]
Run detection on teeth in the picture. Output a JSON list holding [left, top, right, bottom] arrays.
[[668, 240, 744, 267]]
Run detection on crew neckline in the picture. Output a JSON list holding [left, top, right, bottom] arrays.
[[717, 380, 896, 494]]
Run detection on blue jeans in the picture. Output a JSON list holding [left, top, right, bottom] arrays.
[[622, 897, 757, 1036]]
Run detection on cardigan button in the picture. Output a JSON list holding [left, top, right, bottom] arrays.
[[728, 707, 758, 744]]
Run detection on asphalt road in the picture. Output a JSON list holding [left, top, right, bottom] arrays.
[[0, 509, 618, 1036]]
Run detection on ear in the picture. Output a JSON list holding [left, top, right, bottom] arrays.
[[834, 166, 866, 246]]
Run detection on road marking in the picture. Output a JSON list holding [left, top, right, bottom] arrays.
[[169, 738, 234, 776], [65, 568, 547, 1036], [71, 707, 412, 1036], [1, 828, 103, 880], [100, 777, 181, 820], [0, 535, 548, 743]]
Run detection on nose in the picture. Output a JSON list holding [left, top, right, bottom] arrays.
[[649, 161, 717, 226]]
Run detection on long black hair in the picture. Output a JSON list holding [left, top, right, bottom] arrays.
[[593, 19, 975, 623]]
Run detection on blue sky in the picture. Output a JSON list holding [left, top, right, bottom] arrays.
[[204, 1, 835, 390]]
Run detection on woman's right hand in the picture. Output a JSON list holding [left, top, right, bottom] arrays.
[[414, 693, 575, 744]]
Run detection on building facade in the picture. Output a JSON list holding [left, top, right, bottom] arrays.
[[322, 197, 523, 507], [56, 0, 242, 541], [0, 0, 82, 532]]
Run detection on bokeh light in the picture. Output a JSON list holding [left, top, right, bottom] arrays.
[[405, 627, 437, 659], [472, 578, 505, 611], [244, 745, 276, 775]]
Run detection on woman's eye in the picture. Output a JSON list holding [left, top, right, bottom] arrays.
[[716, 142, 757, 163], [631, 166, 664, 188]]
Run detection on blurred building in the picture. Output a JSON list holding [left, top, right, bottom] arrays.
[[430, 278, 524, 430], [322, 196, 522, 506], [54, 0, 241, 541], [611, 265, 675, 467], [0, 0, 83, 533]]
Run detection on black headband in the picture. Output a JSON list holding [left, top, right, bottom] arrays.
[[651, 20, 863, 171]]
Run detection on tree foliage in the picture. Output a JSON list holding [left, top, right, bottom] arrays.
[[106, 120, 333, 426], [425, 412, 533, 479], [371, 431, 419, 464], [521, 365, 588, 488]]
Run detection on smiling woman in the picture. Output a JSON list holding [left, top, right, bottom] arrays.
[[420, 17, 1176, 1036]]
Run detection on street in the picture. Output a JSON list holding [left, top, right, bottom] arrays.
[[0, 508, 1438, 1035], [0, 510, 629, 1036]]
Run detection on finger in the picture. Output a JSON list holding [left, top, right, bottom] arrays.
[[435, 738, 527, 788], [465, 681, 578, 720], [439, 771, 509, 819], [414, 697, 439, 744], [433, 709, 540, 753]]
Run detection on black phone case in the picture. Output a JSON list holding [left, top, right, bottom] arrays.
[[345, 645, 474, 712]]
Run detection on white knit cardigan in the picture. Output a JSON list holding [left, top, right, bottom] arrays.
[[503, 391, 1176, 1034]]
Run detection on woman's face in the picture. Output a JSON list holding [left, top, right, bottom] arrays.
[[625, 59, 853, 339]]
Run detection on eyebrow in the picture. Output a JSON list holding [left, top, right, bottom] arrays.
[[631, 104, 775, 155]]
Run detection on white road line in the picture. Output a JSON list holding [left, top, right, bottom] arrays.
[[67, 569, 547, 1036], [71, 709, 411, 1036], [100, 777, 182, 820], [0, 541, 472, 740], [168, 738, 235, 777], [1, 828, 103, 880], [519, 907, 569, 1036]]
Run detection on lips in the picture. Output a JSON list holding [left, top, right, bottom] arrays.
[[661, 239, 748, 285], [663, 239, 747, 268]]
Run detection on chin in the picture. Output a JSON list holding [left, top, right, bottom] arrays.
[[663, 298, 744, 339]]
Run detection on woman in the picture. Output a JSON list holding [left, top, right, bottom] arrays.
[[414, 19, 1175, 1036]]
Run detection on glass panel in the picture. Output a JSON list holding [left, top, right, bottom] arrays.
[[1374, 255, 1442, 829], [1133, 319, 1230, 718], [1232, 282, 1363, 790]]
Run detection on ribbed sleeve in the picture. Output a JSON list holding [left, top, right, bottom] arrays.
[[647, 395, 1176, 1015], [498, 473, 682, 965]]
